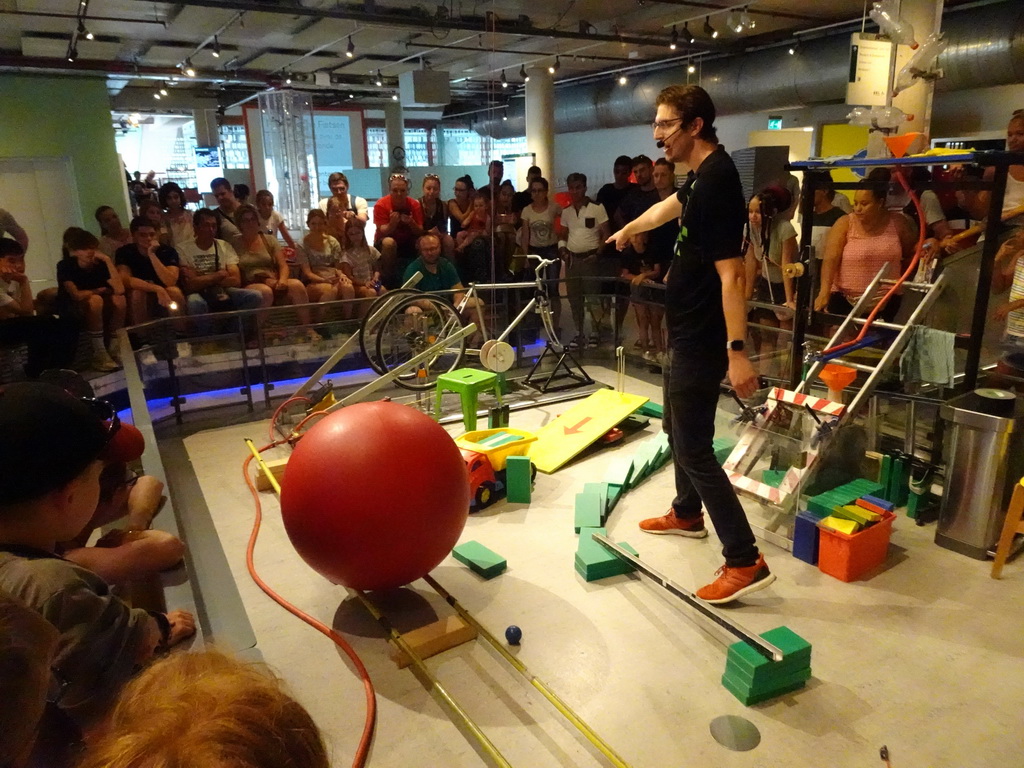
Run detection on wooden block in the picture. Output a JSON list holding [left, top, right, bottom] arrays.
[[574, 492, 604, 533], [255, 457, 288, 491], [391, 615, 478, 668], [452, 540, 507, 579], [505, 455, 533, 503], [859, 494, 894, 513]]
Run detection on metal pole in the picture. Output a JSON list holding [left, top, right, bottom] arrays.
[[965, 163, 1009, 389], [790, 171, 817, 388], [592, 534, 785, 661], [423, 574, 634, 768]]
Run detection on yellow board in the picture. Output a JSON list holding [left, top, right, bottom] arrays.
[[528, 388, 648, 474]]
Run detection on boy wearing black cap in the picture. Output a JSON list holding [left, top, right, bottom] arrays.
[[0, 382, 195, 727]]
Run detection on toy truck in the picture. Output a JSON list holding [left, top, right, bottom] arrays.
[[455, 428, 538, 510]]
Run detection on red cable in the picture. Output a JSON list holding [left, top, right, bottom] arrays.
[[242, 444, 377, 768], [821, 167, 927, 357], [269, 396, 313, 441]]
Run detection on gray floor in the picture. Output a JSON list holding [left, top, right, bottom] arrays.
[[179, 366, 1024, 768]]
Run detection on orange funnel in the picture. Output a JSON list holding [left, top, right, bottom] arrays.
[[819, 363, 858, 402], [884, 132, 924, 159]]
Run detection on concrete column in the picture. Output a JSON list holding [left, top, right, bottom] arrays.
[[893, 0, 945, 137], [193, 109, 219, 147], [384, 100, 406, 172], [525, 68, 554, 180]]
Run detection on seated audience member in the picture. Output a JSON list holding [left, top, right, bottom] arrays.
[[76, 650, 329, 768], [340, 218, 383, 319], [804, 171, 848, 297], [57, 228, 126, 372], [94, 205, 132, 259], [0, 205, 29, 250], [255, 189, 297, 249], [178, 208, 264, 316], [420, 173, 455, 258], [324, 197, 348, 244], [318, 171, 369, 225], [299, 209, 355, 315], [234, 204, 318, 337], [0, 589, 63, 768], [816, 177, 917, 321], [0, 382, 195, 730], [233, 183, 251, 205], [558, 172, 610, 349], [447, 174, 475, 240], [115, 216, 185, 325], [0, 239, 78, 378], [374, 173, 424, 288], [210, 177, 243, 244], [137, 198, 173, 247], [403, 233, 483, 337], [158, 182, 194, 248], [494, 180, 519, 274]]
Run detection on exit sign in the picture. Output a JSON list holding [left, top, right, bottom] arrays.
[[768, 116, 783, 130]]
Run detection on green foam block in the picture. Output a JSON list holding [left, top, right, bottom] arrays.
[[452, 540, 507, 579], [762, 469, 787, 488], [575, 529, 639, 581], [505, 455, 533, 503], [713, 437, 736, 465], [725, 626, 812, 682], [574, 492, 604, 533], [605, 483, 623, 515], [582, 483, 609, 520], [606, 458, 634, 490], [637, 401, 664, 418], [722, 668, 810, 706]]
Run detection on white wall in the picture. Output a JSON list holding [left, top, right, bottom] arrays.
[[552, 124, 652, 193], [932, 83, 1024, 140]]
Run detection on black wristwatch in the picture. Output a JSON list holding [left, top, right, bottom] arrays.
[[727, 339, 745, 352]]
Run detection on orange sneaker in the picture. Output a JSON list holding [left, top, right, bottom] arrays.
[[639, 511, 709, 538], [696, 554, 775, 604]]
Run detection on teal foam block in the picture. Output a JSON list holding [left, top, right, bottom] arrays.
[[637, 401, 664, 418], [452, 540, 507, 579], [722, 668, 811, 706], [505, 455, 533, 503], [574, 492, 604, 533], [713, 437, 737, 465], [605, 483, 623, 515], [582, 482, 609, 519], [807, 478, 886, 517], [725, 626, 812, 685], [762, 469, 787, 488], [606, 457, 634, 490], [574, 528, 639, 581]]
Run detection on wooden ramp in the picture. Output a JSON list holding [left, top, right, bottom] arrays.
[[528, 388, 648, 474]]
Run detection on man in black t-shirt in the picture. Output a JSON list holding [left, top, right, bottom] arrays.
[[595, 155, 636, 223], [115, 217, 184, 324], [608, 85, 775, 605]]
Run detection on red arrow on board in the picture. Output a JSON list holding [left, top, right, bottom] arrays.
[[563, 416, 592, 435]]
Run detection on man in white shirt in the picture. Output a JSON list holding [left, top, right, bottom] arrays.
[[558, 173, 610, 348], [177, 209, 264, 320], [318, 172, 369, 223]]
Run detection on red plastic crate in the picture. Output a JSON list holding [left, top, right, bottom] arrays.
[[817, 510, 895, 582]]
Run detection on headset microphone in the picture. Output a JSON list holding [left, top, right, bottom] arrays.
[[656, 125, 683, 149]]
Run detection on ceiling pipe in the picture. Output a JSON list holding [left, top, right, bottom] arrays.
[[0, 55, 270, 86], [472, 0, 1024, 138]]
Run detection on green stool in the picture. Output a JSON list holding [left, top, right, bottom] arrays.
[[435, 368, 503, 431]]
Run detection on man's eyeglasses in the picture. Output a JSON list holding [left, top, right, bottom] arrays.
[[651, 117, 684, 130]]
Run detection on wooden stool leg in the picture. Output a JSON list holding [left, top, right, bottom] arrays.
[[991, 481, 1024, 579]]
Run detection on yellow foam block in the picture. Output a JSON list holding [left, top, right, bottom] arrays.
[[820, 515, 861, 535]]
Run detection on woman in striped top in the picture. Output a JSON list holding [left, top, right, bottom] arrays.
[[815, 178, 916, 321]]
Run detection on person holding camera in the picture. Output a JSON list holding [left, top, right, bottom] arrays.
[[177, 208, 263, 321]]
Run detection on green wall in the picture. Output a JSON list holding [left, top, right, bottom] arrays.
[[0, 75, 128, 229]]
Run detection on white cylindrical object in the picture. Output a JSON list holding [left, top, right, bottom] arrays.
[[525, 68, 554, 181]]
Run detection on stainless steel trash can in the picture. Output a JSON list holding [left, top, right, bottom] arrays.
[[936, 390, 1024, 559]]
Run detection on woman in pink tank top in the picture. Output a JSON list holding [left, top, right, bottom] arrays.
[[816, 177, 915, 321]]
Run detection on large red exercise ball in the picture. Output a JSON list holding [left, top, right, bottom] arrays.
[[280, 401, 469, 591]]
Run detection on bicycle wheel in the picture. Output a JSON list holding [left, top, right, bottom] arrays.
[[374, 293, 467, 390], [358, 289, 421, 375]]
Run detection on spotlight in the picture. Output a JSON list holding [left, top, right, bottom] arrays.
[[669, 25, 678, 50], [77, 21, 94, 40], [618, 75, 628, 85], [391, 93, 398, 101], [501, 69, 508, 88], [67, 45, 77, 62], [212, 36, 221, 58], [346, 36, 355, 58], [548, 55, 560, 74], [682, 22, 695, 45], [704, 16, 718, 39], [153, 91, 161, 100], [520, 64, 529, 82], [160, 83, 168, 95], [687, 61, 696, 74], [727, 12, 741, 33], [502, 108, 508, 121], [741, 7, 755, 30], [375, 69, 383, 86], [788, 41, 800, 55], [348, 93, 354, 99], [183, 58, 196, 77], [284, 72, 292, 85]]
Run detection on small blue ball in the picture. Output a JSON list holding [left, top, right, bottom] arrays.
[[505, 625, 522, 645]]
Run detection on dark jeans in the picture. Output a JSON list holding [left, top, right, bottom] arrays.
[[663, 348, 760, 567], [0, 315, 79, 378]]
